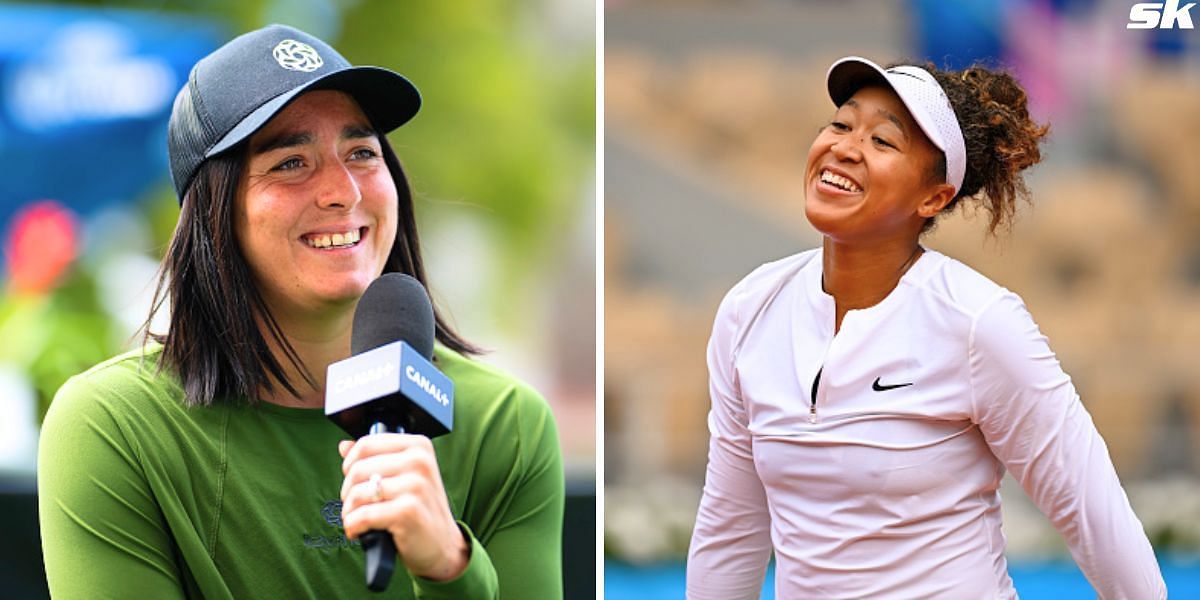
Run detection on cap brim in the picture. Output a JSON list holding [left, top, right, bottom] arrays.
[[825, 56, 949, 154], [206, 66, 420, 158], [827, 57, 891, 107]]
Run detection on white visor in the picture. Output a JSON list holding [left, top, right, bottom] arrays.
[[826, 56, 966, 193]]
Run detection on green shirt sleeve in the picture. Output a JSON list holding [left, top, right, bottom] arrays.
[[408, 522, 496, 599], [484, 384, 564, 599], [38, 372, 187, 600], [415, 377, 565, 600]]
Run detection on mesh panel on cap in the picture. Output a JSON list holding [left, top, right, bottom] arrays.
[[167, 81, 210, 200]]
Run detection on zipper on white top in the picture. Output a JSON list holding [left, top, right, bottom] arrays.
[[809, 367, 823, 423], [807, 316, 841, 424]]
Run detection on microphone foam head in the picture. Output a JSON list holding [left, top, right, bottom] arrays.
[[351, 273, 435, 358]]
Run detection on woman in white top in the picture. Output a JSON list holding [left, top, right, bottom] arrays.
[[686, 56, 1166, 599]]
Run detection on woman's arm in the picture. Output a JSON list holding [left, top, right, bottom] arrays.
[[686, 286, 773, 600], [969, 292, 1166, 599], [476, 388, 564, 598], [38, 375, 191, 599]]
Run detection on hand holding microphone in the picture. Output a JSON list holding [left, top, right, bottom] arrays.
[[337, 432, 468, 583], [325, 274, 467, 590]]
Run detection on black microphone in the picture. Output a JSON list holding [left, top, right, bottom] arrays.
[[325, 273, 455, 591]]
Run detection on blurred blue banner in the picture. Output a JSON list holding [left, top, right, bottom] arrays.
[[0, 4, 222, 240]]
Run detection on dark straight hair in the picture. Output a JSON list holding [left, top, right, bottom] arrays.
[[142, 132, 480, 407]]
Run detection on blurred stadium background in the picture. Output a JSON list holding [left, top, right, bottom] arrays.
[[0, 1, 595, 598], [605, 0, 1200, 597]]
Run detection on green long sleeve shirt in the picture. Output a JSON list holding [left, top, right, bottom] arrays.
[[38, 344, 564, 599]]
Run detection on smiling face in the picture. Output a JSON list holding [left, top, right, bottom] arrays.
[[235, 90, 398, 319], [804, 85, 954, 244]]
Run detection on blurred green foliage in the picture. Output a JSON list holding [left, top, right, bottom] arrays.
[[1, 0, 594, 422], [0, 271, 116, 421], [335, 0, 595, 319]]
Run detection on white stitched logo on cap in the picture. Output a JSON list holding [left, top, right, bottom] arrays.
[[272, 39, 323, 72]]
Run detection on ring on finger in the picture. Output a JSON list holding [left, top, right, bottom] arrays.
[[368, 473, 384, 503]]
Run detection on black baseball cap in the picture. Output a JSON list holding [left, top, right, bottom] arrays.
[[167, 24, 421, 201]]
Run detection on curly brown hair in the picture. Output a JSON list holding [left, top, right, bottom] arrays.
[[894, 61, 1050, 234]]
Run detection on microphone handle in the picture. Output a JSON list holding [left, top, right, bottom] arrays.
[[363, 421, 405, 592]]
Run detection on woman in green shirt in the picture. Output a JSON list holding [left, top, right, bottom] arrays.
[[38, 24, 563, 599]]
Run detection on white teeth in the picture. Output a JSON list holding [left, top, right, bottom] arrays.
[[820, 170, 861, 193], [305, 229, 361, 249]]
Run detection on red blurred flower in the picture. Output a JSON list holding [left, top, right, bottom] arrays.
[[4, 200, 79, 295]]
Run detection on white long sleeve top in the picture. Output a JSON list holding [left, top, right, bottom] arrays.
[[686, 248, 1165, 599]]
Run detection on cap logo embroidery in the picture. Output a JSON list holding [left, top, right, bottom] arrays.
[[885, 69, 926, 82], [272, 39, 323, 72]]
